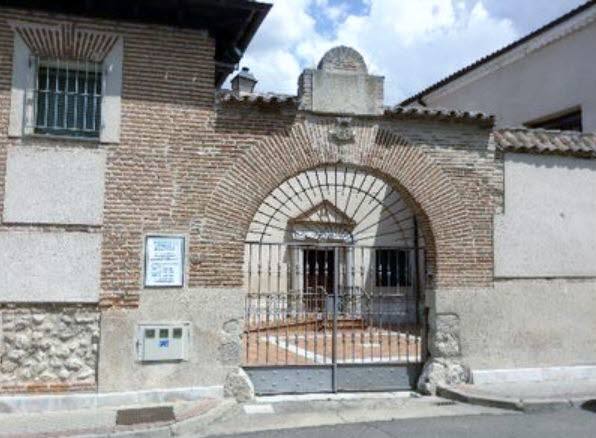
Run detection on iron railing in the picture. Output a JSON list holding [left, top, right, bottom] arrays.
[[243, 242, 424, 366]]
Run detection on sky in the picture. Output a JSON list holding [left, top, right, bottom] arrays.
[[237, 0, 586, 105]]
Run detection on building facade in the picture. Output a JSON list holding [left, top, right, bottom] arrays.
[[0, 1, 595, 401], [402, 1, 596, 133]]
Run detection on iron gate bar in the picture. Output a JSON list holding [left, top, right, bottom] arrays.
[[332, 246, 338, 392], [247, 166, 416, 243], [244, 242, 424, 372]]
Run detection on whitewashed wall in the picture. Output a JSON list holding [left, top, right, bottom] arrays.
[[495, 152, 596, 277], [0, 232, 102, 302], [3, 146, 106, 225], [424, 19, 596, 131], [1, 145, 105, 303]]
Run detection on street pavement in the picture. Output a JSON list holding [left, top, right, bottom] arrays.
[[1, 389, 594, 437], [196, 393, 515, 437], [207, 407, 596, 438]]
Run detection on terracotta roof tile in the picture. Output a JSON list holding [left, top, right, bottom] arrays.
[[217, 90, 299, 105], [384, 105, 494, 125], [218, 91, 495, 125], [493, 128, 596, 157]]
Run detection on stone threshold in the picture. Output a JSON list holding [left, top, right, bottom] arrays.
[[0, 385, 223, 414]]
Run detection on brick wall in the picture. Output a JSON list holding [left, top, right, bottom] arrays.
[[0, 8, 502, 304], [202, 110, 501, 289], [0, 7, 218, 392], [0, 7, 503, 393]]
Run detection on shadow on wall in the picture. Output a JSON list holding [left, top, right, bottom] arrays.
[[368, 180, 426, 327]]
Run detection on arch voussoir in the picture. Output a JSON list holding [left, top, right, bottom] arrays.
[[201, 121, 493, 289]]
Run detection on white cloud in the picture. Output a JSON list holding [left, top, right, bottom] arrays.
[[236, 0, 323, 93], [468, 0, 585, 34], [238, 0, 579, 104]]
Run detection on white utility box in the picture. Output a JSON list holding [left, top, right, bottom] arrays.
[[136, 322, 190, 362]]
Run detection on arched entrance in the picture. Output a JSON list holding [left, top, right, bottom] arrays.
[[242, 165, 426, 394]]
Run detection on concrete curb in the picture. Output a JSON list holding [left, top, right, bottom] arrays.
[[0, 398, 236, 438], [171, 399, 236, 437], [437, 385, 583, 413], [437, 385, 523, 411], [521, 398, 574, 413], [0, 386, 223, 414], [88, 399, 237, 437]]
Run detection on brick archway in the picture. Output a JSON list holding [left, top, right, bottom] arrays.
[[196, 119, 492, 290]]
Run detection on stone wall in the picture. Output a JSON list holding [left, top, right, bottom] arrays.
[[0, 305, 99, 393], [0, 7, 216, 394]]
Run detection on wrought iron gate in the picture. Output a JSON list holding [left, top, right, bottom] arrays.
[[243, 242, 425, 395]]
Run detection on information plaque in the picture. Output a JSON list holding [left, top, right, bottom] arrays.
[[144, 236, 185, 287]]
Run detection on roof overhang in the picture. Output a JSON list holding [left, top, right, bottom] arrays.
[[2, 0, 272, 87], [401, 0, 596, 106], [494, 128, 596, 158]]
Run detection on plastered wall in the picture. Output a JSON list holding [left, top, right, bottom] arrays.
[[426, 21, 596, 131], [3, 146, 106, 226], [495, 153, 596, 278]]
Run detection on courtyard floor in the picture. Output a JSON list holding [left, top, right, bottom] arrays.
[[243, 321, 422, 366]]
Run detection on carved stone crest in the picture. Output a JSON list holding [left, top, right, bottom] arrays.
[[329, 117, 355, 143]]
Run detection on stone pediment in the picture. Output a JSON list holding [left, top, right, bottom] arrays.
[[289, 200, 355, 228]]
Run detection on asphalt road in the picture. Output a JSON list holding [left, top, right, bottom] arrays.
[[209, 408, 596, 438]]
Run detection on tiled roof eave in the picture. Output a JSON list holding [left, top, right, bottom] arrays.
[[384, 106, 495, 126], [217, 92, 495, 125], [493, 128, 596, 158], [217, 90, 299, 106], [400, 1, 596, 105]]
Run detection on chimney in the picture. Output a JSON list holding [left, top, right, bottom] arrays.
[[231, 67, 257, 94]]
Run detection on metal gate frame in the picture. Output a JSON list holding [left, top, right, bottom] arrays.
[[242, 241, 426, 395]]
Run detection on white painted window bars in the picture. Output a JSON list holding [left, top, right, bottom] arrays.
[[31, 57, 102, 138]]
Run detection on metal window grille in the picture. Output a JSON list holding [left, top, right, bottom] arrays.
[[243, 242, 423, 368], [33, 58, 102, 138], [375, 249, 411, 288]]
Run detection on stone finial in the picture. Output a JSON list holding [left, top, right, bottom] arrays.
[[298, 46, 384, 116], [317, 46, 368, 74]]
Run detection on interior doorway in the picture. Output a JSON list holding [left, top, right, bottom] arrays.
[[303, 248, 335, 312]]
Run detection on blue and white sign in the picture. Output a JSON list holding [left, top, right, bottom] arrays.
[[159, 339, 170, 348], [144, 236, 185, 287]]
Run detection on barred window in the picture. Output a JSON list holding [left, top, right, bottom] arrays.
[[375, 249, 411, 287], [34, 59, 102, 138]]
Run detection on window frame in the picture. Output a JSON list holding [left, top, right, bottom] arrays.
[[33, 58, 104, 139], [8, 31, 123, 143], [525, 107, 583, 132]]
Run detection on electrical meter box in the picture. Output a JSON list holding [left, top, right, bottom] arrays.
[[136, 322, 190, 362]]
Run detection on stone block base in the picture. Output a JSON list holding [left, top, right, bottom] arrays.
[[0, 304, 99, 393]]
